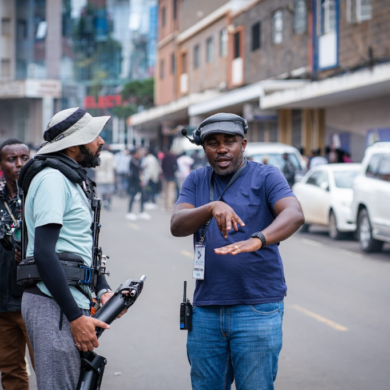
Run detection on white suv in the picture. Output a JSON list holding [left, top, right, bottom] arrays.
[[350, 143, 390, 252]]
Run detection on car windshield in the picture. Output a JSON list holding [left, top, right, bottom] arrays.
[[250, 153, 302, 170], [333, 171, 359, 189]]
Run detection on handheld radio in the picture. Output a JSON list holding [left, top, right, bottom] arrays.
[[180, 281, 192, 330]]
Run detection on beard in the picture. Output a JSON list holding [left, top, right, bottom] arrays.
[[79, 145, 101, 168], [210, 153, 244, 176]]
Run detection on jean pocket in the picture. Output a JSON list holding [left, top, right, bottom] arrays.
[[250, 303, 280, 315]]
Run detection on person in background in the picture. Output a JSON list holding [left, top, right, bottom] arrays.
[[95, 147, 116, 210], [142, 148, 161, 210], [190, 150, 205, 170], [161, 148, 178, 211], [262, 155, 269, 165], [309, 149, 328, 169], [282, 152, 295, 188], [0, 139, 34, 390], [126, 148, 151, 221], [114, 148, 130, 197], [176, 152, 194, 191]]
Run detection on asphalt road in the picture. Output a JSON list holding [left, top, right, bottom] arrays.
[[17, 196, 390, 390]]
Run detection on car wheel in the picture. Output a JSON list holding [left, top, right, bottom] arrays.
[[299, 223, 310, 233], [328, 210, 342, 240], [357, 208, 383, 253]]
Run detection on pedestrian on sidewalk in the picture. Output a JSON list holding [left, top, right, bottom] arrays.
[[141, 148, 161, 210], [95, 147, 116, 210], [161, 148, 178, 211], [171, 113, 304, 390], [0, 139, 34, 390], [126, 148, 151, 221], [114, 148, 130, 197]]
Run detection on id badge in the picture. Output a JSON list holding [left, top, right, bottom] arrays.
[[193, 244, 205, 280]]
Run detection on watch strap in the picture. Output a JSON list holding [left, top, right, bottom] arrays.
[[251, 231, 267, 248]]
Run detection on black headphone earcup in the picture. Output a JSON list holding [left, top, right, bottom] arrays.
[[193, 129, 202, 146]]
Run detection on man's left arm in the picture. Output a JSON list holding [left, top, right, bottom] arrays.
[[214, 197, 304, 255]]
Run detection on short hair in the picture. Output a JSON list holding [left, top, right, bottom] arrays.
[[0, 138, 27, 160]]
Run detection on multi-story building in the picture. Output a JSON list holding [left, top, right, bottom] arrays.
[[0, 0, 158, 147], [131, 0, 390, 161], [259, 0, 390, 161]]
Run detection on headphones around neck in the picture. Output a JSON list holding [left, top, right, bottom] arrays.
[[181, 113, 248, 146]]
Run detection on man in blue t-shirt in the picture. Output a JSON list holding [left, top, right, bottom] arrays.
[[171, 113, 304, 390]]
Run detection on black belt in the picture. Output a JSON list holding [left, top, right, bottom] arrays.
[[17, 253, 94, 288]]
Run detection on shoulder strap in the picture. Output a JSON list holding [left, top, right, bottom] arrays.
[[18, 154, 94, 201]]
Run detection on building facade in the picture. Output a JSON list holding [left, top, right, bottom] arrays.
[[0, 0, 158, 147], [131, 0, 389, 161]]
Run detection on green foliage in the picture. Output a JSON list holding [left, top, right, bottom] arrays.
[[121, 78, 154, 108]]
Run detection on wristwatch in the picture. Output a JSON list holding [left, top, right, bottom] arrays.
[[251, 231, 267, 248], [97, 288, 112, 301]]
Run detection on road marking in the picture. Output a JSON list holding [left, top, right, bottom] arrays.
[[181, 250, 193, 259], [291, 305, 349, 332], [127, 222, 140, 230], [340, 249, 363, 259], [300, 238, 323, 247]]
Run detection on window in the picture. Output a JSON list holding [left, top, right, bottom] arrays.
[[378, 155, 390, 182], [347, 0, 372, 23], [251, 22, 261, 51], [365, 154, 381, 178], [173, 0, 178, 20], [17, 19, 28, 40], [181, 52, 187, 73], [234, 31, 240, 59], [306, 170, 329, 188], [219, 28, 228, 57], [193, 44, 200, 69], [1, 59, 11, 78], [161, 7, 166, 27], [294, 0, 307, 34], [206, 37, 213, 63], [272, 10, 283, 44], [1, 18, 11, 35], [160, 59, 165, 79], [333, 171, 359, 188], [171, 52, 175, 74], [321, 0, 336, 34], [357, 0, 372, 21]]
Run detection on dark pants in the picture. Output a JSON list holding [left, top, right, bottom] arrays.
[[0, 311, 35, 390], [128, 186, 145, 213]]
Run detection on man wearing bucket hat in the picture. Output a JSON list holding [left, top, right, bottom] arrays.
[[19, 107, 119, 389], [171, 113, 305, 390]]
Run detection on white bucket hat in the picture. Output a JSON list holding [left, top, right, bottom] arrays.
[[37, 107, 110, 155]]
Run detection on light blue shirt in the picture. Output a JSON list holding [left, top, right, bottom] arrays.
[[25, 167, 93, 309]]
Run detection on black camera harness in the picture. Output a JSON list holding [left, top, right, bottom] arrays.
[[16, 153, 109, 298]]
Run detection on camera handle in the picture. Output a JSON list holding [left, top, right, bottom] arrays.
[[76, 276, 146, 390]]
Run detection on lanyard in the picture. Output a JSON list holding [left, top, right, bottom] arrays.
[[198, 159, 248, 245]]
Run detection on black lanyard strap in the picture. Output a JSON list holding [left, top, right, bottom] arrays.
[[199, 159, 248, 245]]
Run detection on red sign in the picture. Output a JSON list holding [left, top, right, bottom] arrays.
[[84, 95, 122, 109]]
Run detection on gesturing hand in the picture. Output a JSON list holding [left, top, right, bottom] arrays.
[[70, 315, 110, 352], [211, 201, 245, 239], [214, 238, 262, 255]]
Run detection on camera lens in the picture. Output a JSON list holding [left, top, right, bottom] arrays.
[[13, 227, 21, 243]]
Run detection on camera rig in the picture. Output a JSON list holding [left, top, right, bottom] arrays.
[[77, 275, 146, 390]]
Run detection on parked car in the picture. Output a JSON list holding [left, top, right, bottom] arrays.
[[293, 163, 361, 239], [244, 142, 307, 182], [350, 142, 390, 252]]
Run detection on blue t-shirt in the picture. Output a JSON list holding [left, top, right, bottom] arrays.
[[177, 161, 294, 306]]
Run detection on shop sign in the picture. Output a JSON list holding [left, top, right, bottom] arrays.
[[84, 95, 122, 109], [25, 79, 61, 98], [0, 81, 25, 98]]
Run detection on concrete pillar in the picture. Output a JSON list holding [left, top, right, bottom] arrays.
[[46, 0, 61, 79], [278, 109, 292, 144]]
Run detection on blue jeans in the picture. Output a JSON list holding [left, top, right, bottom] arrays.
[[187, 303, 284, 390]]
